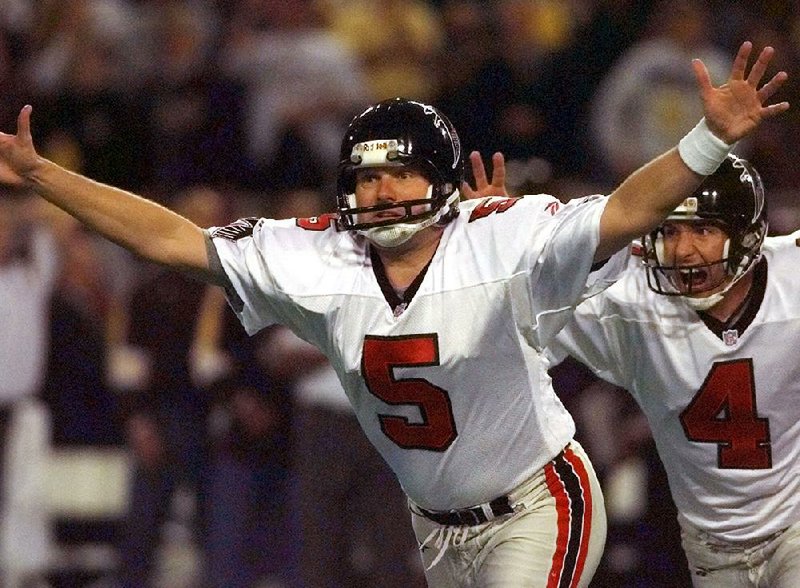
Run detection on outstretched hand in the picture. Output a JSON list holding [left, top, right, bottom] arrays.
[[462, 151, 510, 200], [697, 41, 789, 144], [0, 105, 40, 187]]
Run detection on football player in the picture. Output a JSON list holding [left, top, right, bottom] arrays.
[[0, 41, 788, 587], [544, 153, 800, 587]]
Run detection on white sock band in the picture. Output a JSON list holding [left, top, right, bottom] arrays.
[[678, 118, 735, 176]]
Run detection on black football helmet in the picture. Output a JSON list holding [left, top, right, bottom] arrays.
[[642, 153, 768, 302], [336, 98, 463, 243]]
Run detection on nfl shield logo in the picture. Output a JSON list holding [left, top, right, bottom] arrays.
[[722, 329, 739, 346]]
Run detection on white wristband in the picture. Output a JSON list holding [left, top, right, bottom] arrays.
[[678, 118, 734, 176]]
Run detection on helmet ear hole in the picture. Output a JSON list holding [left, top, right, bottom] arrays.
[[741, 231, 757, 248]]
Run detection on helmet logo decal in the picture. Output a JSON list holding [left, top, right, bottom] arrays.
[[420, 103, 460, 170], [734, 159, 754, 186], [733, 158, 765, 222]]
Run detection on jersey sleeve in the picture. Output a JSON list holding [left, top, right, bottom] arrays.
[[547, 281, 634, 390], [207, 215, 339, 337], [583, 243, 633, 300], [462, 193, 621, 348], [532, 194, 608, 301], [514, 194, 620, 345]]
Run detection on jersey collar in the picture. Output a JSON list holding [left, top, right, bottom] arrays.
[[697, 258, 767, 340], [369, 245, 433, 316]]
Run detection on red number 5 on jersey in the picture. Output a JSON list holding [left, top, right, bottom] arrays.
[[362, 334, 458, 451]]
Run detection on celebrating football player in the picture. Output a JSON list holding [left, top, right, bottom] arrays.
[[545, 152, 800, 588], [468, 73, 797, 588]]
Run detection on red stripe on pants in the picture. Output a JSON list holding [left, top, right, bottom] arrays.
[[544, 461, 571, 588]]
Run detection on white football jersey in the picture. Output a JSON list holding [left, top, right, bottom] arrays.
[[210, 195, 613, 510], [549, 231, 800, 543]]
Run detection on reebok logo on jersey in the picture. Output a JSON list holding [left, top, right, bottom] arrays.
[[211, 217, 260, 241]]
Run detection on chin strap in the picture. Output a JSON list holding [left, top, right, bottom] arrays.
[[683, 252, 758, 311], [359, 189, 460, 248], [684, 290, 726, 311]]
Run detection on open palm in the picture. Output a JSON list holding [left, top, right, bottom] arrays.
[[699, 42, 789, 144]]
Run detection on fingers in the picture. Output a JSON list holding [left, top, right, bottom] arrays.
[[469, 150, 488, 188], [465, 151, 509, 198], [761, 100, 791, 119], [758, 70, 789, 102], [461, 180, 477, 200], [17, 105, 32, 140], [729, 41, 753, 81], [746, 45, 775, 86], [692, 58, 712, 94], [490, 152, 506, 188]]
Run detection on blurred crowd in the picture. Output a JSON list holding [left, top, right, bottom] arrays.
[[1, 0, 799, 587]]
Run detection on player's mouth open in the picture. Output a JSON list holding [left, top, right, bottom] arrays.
[[678, 268, 708, 289]]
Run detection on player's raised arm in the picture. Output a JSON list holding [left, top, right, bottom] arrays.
[[595, 41, 789, 262], [0, 105, 215, 282]]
